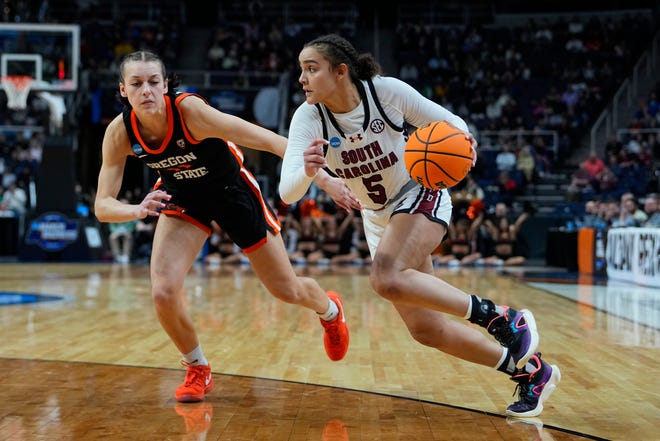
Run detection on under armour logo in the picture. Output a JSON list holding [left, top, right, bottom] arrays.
[[348, 134, 363, 143]]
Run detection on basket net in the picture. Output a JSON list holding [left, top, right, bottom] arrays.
[[1, 75, 33, 110]]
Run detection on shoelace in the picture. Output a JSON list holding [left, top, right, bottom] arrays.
[[490, 316, 515, 345], [183, 368, 204, 387], [180, 361, 206, 387], [512, 381, 536, 404], [511, 356, 543, 405], [325, 321, 342, 345]]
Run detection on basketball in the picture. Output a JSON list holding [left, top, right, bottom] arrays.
[[404, 121, 474, 190]]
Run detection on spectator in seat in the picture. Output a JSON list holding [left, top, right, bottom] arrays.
[[601, 198, 620, 227], [582, 150, 605, 180], [612, 192, 648, 227], [516, 145, 536, 185], [643, 193, 660, 227], [496, 170, 518, 205], [0, 200, 15, 217], [580, 199, 602, 228], [594, 165, 618, 194], [2, 181, 27, 217], [108, 198, 138, 263], [566, 163, 594, 201], [495, 142, 517, 173]]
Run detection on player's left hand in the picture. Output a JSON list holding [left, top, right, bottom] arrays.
[[467, 134, 478, 167], [444, 121, 478, 167], [324, 176, 362, 212]]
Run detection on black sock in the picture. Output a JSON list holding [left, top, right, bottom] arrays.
[[467, 295, 498, 327]]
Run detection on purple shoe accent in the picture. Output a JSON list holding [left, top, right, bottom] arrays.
[[487, 307, 539, 369]]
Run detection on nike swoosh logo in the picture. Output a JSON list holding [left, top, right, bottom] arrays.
[[205, 375, 212, 386], [339, 305, 346, 323]]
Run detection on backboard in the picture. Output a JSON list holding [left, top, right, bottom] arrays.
[[0, 23, 80, 92]]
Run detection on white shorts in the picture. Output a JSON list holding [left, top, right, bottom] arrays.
[[361, 184, 452, 258]]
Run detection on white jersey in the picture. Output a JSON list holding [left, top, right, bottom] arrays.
[[280, 75, 469, 210]]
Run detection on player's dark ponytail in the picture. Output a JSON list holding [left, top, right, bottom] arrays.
[[305, 34, 381, 81]]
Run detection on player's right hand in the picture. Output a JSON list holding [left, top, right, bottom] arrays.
[[137, 190, 171, 218], [303, 139, 328, 177]]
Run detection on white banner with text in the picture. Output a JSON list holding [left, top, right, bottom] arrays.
[[606, 227, 660, 288]]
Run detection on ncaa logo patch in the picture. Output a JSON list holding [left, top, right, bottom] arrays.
[[131, 144, 143, 155], [370, 119, 385, 134], [329, 137, 341, 148]]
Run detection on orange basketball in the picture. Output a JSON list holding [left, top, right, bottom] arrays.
[[404, 121, 474, 190]]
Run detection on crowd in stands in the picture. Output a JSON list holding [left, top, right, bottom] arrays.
[[394, 12, 658, 194], [1, 3, 659, 263], [204, 14, 291, 84], [430, 196, 532, 268], [0, 129, 44, 218], [577, 191, 659, 230], [555, 81, 659, 241], [561, 77, 660, 230], [563, 81, 660, 226], [276, 193, 372, 267], [196, 188, 531, 269], [203, 1, 360, 113], [98, 173, 659, 267]]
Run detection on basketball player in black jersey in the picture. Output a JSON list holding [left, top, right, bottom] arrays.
[[94, 51, 356, 403]]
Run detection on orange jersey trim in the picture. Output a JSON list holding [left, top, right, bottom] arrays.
[[174, 93, 238, 151], [243, 237, 267, 254], [130, 97, 175, 155], [174, 93, 202, 145], [161, 209, 212, 236], [226, 140, 281, 235]]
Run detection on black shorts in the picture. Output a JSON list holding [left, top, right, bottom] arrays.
[[157, 175, 280, 252]]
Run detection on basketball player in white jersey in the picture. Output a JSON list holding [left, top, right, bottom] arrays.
[[279, 34, 560, 418]]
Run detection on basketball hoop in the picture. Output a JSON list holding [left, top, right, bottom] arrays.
[[1, 75, 33, 110]]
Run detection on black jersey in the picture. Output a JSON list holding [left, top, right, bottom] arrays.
[[122, 92, 280, 251], [123, 93, 239, 190]]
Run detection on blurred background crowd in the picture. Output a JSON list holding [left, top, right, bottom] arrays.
[[0, 0, 658, 265]]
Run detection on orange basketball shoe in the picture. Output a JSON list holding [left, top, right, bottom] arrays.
[[320, 291, 349, 361], [175, 362, 213, 402]]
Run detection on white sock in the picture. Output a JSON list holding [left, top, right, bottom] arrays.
[[317, 297, 338, 321], [495, 347, 517, 375], [494, 347, 508, 369], [182, 345, 208, 366], [523, 358, 537, 375], [463, 296, 473, 319]]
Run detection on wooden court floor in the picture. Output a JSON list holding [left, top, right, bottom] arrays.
[[0, 262, 657, 440]]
